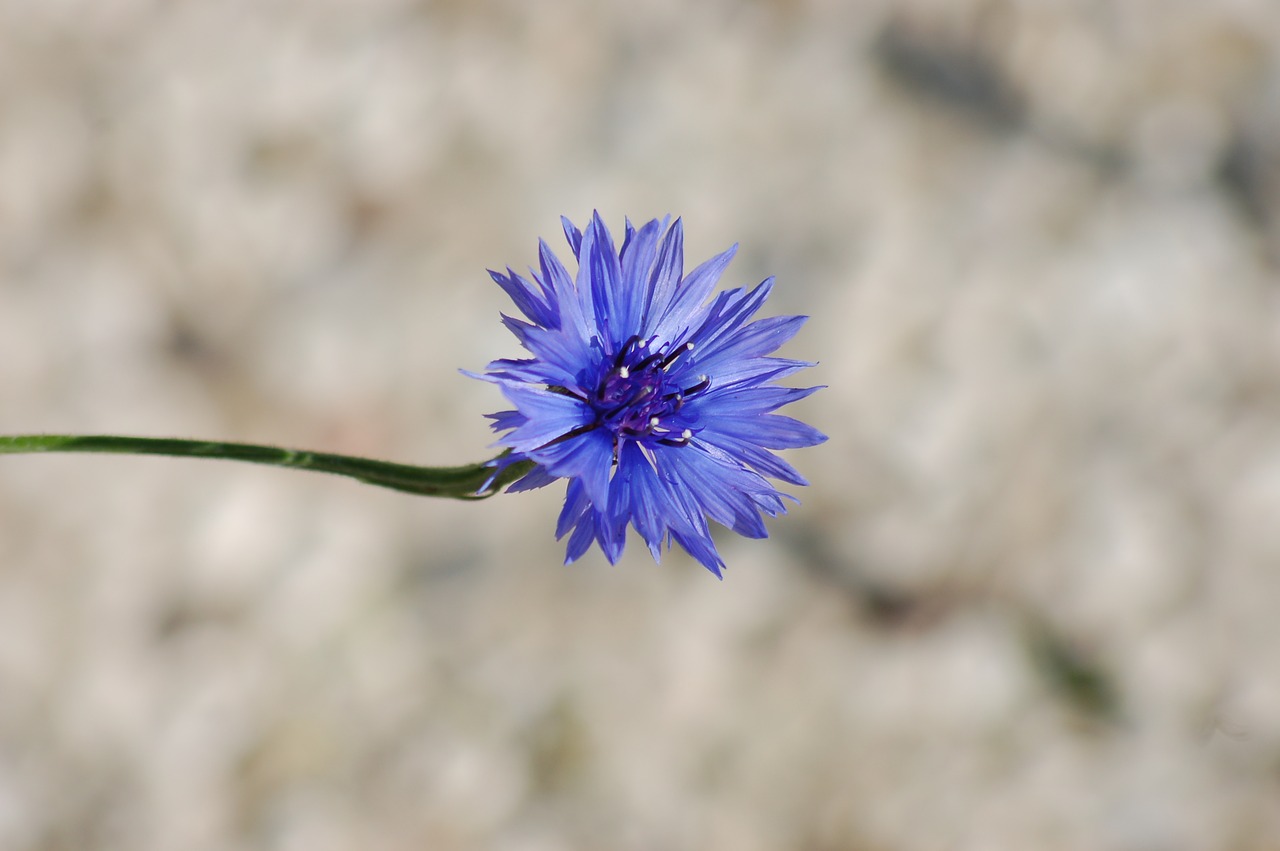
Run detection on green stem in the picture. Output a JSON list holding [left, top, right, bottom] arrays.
[[0, 434, 535, 500]]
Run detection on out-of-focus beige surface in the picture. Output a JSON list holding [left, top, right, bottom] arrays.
[[2, 1, 1279, 848]]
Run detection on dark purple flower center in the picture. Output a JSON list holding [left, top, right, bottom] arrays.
[[545, 335, 710, 452]]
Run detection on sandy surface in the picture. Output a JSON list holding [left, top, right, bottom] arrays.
[[2, 1, 1280, 849]]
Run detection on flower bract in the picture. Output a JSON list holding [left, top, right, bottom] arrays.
[[471, 213, 826, 576]]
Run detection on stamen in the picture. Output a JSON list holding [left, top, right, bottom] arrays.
[[535, 421, 599, 450], [588, 336, 706, 448], [546, 384, 588, 402], [602, 385, 654, 419], [621, 415, 662, 439], [658, 429, 694, 448], [660, 341, 695, 370], [684, 374, 711, 396], [614, 335, 641, 368], [633, 351, 664, 372]]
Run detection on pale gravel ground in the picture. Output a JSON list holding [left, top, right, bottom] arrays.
[[1, 1, 1280, 849]]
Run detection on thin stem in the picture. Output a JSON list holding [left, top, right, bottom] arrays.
[[0, 434, 535, 500]]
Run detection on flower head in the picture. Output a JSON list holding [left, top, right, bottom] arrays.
[[472, 213, 825, 576]]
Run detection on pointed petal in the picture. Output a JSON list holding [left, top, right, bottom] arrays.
[[686, 278, 775, 356], [532, 428, 614, 509], [506, 465, 560, 493], [485, 353, 562, 385], [703, 357, 814, 392], [539, 238, 591, 348], [618, 217, 663, 337], [610, 442, 667, 561], [484, 409, 526, 433], [489, 268, 555, 328], [657, 442, 781, 538], [657, 469, 726, 576], [652, 242, 738, 341], [561, 216, 583, 257], [688, 384, 823, 417], [565, 512, 597, 563], [556, 478, 591, 539], [594, 510, 628, 564], [670, 529, 725, 578], [710, 413, 829, 449], [695, 427, 812, 485], [579, 212, 625, 350], [704, 314, 808, 367], [497, 384, 594, 451], [504, 326, 587, 385], [621, 217, 635, 252], [642, 217, 685, 333]]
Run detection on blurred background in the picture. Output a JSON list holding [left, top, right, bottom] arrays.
[[1, 0, 1279, 848]]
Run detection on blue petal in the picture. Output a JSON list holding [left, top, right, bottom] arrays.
[[689, 384, 823, 417], [657, 442, 782, 538], [670, 529, 725, 578], [677, 283, 801, 383], [556, 478, 591, 539], [620, 217, 636, 255], [580, 212, 625, 350], [656, 470, 726, 576], [703, 357, 814, 393], [610, 443, 668, 561], [485, 344, 565, 384], [618, 217, 664, 338], [506, 465, 560, 493], [564, 511, 597, 563], [695, 427, 811, 485], [497, 384, 593, 451], [560, 216, 583, 257], [652, 243, 738, 342], [685, 278, 775, 356], [642, 218, 684, 333], [484, 409, 526, 433], [505, 327, 588, 386], [532, 428, 614, 508], [710, 413, 829, 449], [695, 313, 811, 376], [539, 238, 592, 352], [594, 510, 627, 564], [499, 312, 537, 338], [489, 268, 555, 328]]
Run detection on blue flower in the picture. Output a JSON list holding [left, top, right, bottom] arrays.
[[471, 213, 826, 576]]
